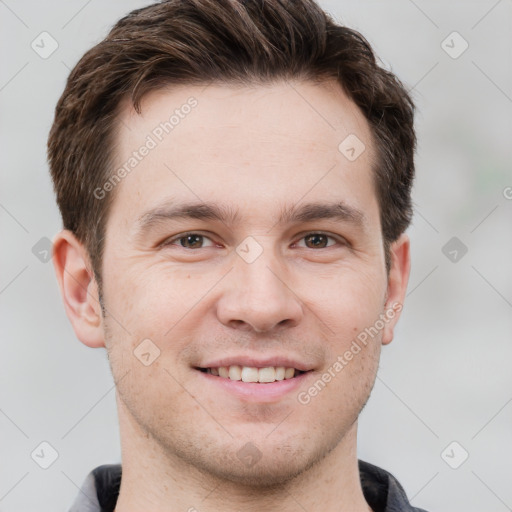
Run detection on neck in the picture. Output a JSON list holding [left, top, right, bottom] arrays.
[[114, 398, 372, 512]]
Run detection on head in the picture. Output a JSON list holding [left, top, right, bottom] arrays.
[[49, 0, 415, 488]]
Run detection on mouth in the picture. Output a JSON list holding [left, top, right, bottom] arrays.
[[194, 365, 310, 384]]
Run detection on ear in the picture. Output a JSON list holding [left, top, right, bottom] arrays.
[[381, 233, 411, 346], [52, 230, 105, 348]]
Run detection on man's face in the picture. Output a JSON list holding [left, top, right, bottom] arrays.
[[100, 81, 400, 485]]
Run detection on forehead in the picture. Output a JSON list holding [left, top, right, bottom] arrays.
[[109, 80, 378, 231], [117, 79, 373, 153]]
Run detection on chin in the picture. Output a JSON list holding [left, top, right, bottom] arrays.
[[200, 452, 312, 489]]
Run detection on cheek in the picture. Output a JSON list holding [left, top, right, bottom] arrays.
[[295, 333, 380, 441], [298, 266, 384, 406], [102, 265, 219, 387], [301, 263, 386, 337], [103, 262, 196, 332], [112, 355, 197, 442]]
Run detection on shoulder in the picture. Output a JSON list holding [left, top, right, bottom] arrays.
[[359, 459, 430, 512], [68, 464, 121, 512]]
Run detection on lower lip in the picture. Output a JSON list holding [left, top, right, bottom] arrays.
[[195, 370, 312, 402]]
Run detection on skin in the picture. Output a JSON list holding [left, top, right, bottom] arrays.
[[53, 80, 410, 512]]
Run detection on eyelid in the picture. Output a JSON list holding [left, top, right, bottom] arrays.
[[160, 230, 347, 249], [160, 231, 217, 248], [292, 231, 346, 248]]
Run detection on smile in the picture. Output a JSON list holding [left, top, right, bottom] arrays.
[[197, 365, 308, 384]]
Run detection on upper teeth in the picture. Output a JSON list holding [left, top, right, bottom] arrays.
[[206, 365, 299, 383]]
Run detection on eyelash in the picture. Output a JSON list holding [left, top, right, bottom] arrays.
[[162, 231, 345, 250]]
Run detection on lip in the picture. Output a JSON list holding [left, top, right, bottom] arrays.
[[195, 368, 313, 403], [196, 355, 315, 372]]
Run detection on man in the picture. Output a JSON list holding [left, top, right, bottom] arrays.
[[48, 0, 425, 510]]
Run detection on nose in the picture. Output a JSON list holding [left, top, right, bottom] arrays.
[[216, 251, 304, 333]]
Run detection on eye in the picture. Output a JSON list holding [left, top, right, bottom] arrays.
[[164, 232, 216, 249], [294, 232, 341, 249]]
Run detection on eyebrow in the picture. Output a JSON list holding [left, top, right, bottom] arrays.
[[136, 199, 366, 234]]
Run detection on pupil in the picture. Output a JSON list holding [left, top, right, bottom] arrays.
[[182, 234, 202, 248], [306, 234, 327, 248]]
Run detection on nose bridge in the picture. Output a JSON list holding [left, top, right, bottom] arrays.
[[239, 254, 285, 305], [216, 238, 303, 332]]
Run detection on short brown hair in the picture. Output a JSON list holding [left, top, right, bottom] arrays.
[[48, 0, 415, 284]]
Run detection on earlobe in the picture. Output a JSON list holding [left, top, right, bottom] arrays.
[[52, 230, 105, 348], [381, 233, 411, 345]]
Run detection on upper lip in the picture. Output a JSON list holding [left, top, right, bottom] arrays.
[[196, 355, 315, 372]]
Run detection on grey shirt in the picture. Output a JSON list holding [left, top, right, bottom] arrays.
[[69, 460, 429, 512]]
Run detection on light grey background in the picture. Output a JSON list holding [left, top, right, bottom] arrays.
[[1, 1, 511, 511]]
